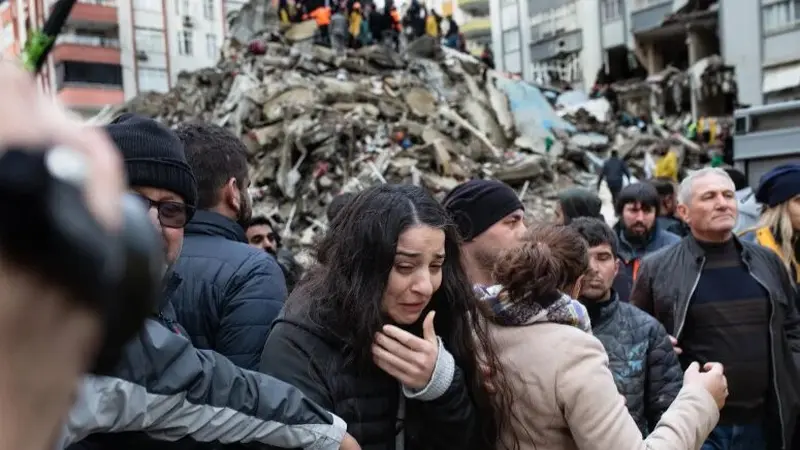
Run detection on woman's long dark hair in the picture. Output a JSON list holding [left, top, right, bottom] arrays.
[[287, 184, 511, 449]]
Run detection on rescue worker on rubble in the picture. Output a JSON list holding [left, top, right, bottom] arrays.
[[278, 0, 291, 24], [632, 167, 800, 450], [570, 218, 682, 436], [349, 2, 362, 48], [309, 4, 332, 46], [611, 182, 681, 303], [425, 7, 438, 37], [598, 149, 631, 206], [330, 5, 349, 55], [367, 3, 388, 48], [742, 164, 800, 289], [388, 3, 401, 49], [358, 3, 373, 46], [61, 114, 358, 450], [444, 16, 459, 48], [480, 46, 495, 69], [654, 146, 679, 182]]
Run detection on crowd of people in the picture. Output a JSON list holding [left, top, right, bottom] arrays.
[[276, 0, 488, 58], [2, 61, 800, 450]]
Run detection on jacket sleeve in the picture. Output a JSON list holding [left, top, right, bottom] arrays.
[[645, 322, 682, 428], [60, 319, 346, 450], [218, 251, 288, 370], [259, 320, 336, 410], [403, 341, 477, 450], [630, 256, 656, 316], [557, 333, 718, 450]]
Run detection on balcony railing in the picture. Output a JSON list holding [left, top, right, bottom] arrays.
[[57, 34, 120, 48], [77, 0, 116, 5]]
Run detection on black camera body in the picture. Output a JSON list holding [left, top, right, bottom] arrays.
[[0, 148, 162, 374]]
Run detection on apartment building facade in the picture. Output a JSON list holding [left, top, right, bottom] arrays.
[[0, 0, 245, 117], [489, 0, 601, 90]]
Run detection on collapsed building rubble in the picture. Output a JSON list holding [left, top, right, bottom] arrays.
[[100, 0, 702, 252]]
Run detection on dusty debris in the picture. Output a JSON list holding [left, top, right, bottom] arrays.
[[99, 0, 705, 250]]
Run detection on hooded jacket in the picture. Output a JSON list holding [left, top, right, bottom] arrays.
[[172, 210, 287, 371], [61, 273, 346, 450], [557, 188, 603, 225]]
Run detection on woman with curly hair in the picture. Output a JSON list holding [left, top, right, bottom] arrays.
[[259, 184, 509, 450], [484, 224, 729, 450]]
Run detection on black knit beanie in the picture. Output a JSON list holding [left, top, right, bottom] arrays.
[[443, 179, 524, 241], [105, 113, 198, 211]]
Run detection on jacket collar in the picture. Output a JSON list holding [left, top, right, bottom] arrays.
[[582, 290, 619, 327], [184, 210, 247, 243], [685, 232, 749, 262]]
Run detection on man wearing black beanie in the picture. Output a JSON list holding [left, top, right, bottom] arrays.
[[443, 179, 526, 286], [63, 114, 357, 450]]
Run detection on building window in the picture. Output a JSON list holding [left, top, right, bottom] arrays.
[[503, 50, 521, 74], [177, 30, 193, 55], [175, 0, 190, 15], [502, 28, 520, 53], [600, 0, 622, 22], [133, 0, 161, 11], [203, 0, 214, 20], [762, 0, 800, 32], [135, 28, 165, 53], [206, 33, 217, 58], [1, 23, 14, 50], [56, 61, 123, 88], [137, 68, 169, 93]]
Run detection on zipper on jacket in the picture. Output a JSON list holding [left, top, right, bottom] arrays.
[[743, 260, 786, 450], [675, 257, 705, 339]]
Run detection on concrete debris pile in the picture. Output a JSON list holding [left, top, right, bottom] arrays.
[[105, 0, 612, 249]]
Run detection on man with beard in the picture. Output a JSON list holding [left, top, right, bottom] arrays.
[[246, 216, 303, 293], [612, 182, 681, 303], [569, 217, 682, 436], [442, 179, 527, 287], [171, 122, 286, 370]]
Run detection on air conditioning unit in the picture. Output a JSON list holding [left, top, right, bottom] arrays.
[[182, 15, 194, 27], [136, 50, 149, 61]]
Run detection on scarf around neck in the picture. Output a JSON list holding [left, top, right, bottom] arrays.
[[475, 284, 592, 333]]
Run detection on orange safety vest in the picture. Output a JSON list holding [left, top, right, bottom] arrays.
[[632, 258, 641, 282], [310, 6, 331, 26], [390, 9, 401, 30]]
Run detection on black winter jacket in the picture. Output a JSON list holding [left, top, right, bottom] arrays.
[[172, 211, 287, 370], [260, 310, 479, 450], [586, 291, 682, 435], [632, 235, 800, 450]]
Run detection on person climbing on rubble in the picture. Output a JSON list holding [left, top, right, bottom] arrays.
[[330, 5, 349, 56], [348, 2, 362, 48], [278, 0, 292, 25], [741, 164, 800, 289], [611, 182, 681, 303], [424, 7, 439, 38], [444, 16, 459, 49], [554, 187, 603, 225], [388, 3, 402, 49], [357, 3, 372, 46], [597, 149, 631, 206], [260, 184, 506, 450], [309, 3, 332, 46], [402, 0, 425, 39], [480, 46, 495, 69], [61, 114, 359, 450]]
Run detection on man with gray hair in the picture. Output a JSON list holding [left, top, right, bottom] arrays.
[[631, 167, 800, 450]]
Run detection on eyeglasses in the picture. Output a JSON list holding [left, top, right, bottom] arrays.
[[132, 194, 194, 229]]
